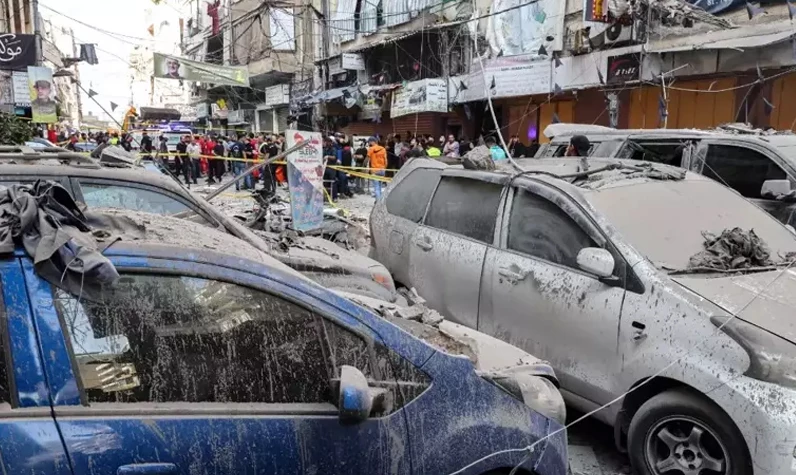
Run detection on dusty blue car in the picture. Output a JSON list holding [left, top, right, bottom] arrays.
[[0, 213, 567, 475]]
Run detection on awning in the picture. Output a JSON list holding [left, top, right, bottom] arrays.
[[649, 21, 796, 53], [139, 107, 181, 121]]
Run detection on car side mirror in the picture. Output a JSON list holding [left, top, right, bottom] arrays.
[[577, 248, 615, 278], [761, 179, 793, 198], [338, 365, 373, 424]]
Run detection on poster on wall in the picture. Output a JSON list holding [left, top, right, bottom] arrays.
[[286, 130, 325, 231], [27, 66, 56, 123], [391, 79, 448, 118]]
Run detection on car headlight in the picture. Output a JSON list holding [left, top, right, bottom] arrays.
[[711, 316, 796, 390], [481, 372, 566, 424]]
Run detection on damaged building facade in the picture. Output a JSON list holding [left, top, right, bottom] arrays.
[[298, 0, 796, 143], [181, 0, 317, 134]]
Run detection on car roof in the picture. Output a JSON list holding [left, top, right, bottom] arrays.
[[410, 157, 702, 194], [0, 152, 185, 191], [544, 123, 796, 144]]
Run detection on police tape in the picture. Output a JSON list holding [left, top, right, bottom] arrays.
[[329, 166, 392, 183]]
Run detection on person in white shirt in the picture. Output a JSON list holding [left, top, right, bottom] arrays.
[[186, 136, 202, 185]]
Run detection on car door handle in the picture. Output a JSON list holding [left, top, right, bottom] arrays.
[[499, 267, 529, 282], [415, 239, 433, 251], [631, 321, 647, 342], [117, 463, 178, 475]]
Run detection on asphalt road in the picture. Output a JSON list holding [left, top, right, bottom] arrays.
[[567, 410, 631, 475]]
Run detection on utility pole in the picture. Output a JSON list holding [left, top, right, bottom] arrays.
[[70, 28, 84, 124], [32, 0, 42, 65]]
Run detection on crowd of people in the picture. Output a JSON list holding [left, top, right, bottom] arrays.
[[145, 132, 289, 192]]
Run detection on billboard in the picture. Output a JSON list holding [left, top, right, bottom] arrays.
[[27, 66, 56, 123], [286, 130, 324, 231], [153, 53, 250, 87], [390, 79, 448, 118]]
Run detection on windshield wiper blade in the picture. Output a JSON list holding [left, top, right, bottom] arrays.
[[669, 265, 781, 276]]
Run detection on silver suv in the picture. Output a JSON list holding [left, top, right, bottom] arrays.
[[538, 123, 796, 227], [370, 157, 796, 475]]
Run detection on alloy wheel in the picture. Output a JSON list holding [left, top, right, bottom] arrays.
[[644, 415, 729, 475]]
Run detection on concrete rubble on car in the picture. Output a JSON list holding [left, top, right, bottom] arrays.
[[334, 288, 554, 375]]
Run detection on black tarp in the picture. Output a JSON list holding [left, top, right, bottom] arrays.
[[0, 181, 119, 298]]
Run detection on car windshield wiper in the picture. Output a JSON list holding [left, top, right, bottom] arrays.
[[668, 265, 783, 276]]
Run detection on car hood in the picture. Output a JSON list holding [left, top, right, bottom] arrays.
[[673, 269, 796, 343], [333, 290, 556, 381]]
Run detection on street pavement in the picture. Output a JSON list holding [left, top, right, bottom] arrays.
[[567, 411, 630, 475]]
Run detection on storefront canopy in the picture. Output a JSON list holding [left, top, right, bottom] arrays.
[[139, 107, 181, 122]]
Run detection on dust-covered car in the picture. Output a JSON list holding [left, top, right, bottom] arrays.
[[538, 123, 796, 227], [0, 146, 397, 301], [0, 187, 568, 475], [370, 157, 796, 475]]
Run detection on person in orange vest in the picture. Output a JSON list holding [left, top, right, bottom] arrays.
[[367, 136, 387, 200]]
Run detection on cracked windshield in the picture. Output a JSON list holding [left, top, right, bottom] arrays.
[[0, 0, 794, 474]]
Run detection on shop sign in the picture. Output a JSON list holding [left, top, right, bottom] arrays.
[[341, 53, 365, 71], [11, 71, 29, 105], [391, 78, 448, 118], [265, 84, 290, 107], [227, 109, 246, 124], [583, 0, 610, 22], [606, 53, 640, 84], [211, 102, 228, 119], [195, 102, 209, 118]]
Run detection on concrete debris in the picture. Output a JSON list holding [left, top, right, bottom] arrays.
[[398, 287, 427, 307], [688, 227, 774, 271], [461, 145, 496, 171]]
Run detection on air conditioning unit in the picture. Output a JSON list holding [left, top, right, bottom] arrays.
[[604, 20, 645, 46]]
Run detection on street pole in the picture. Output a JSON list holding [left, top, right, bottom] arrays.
[[32, 0, 42, 65], [70, 28, 84, 125]]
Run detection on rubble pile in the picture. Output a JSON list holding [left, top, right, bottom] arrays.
[[688, 227, 774, 271]]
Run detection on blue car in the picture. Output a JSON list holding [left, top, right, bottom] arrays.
[[0, 213, 567, 475]]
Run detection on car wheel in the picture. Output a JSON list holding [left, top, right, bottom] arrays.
[[627, 388, 751, 475]]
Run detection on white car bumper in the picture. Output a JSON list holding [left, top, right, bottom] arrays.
[[710, 375, 796, 474]]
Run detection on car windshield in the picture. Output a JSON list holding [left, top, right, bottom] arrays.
[[587, 178, 796, 272]]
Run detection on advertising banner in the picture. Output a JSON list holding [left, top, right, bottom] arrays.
[[27, 66, 56, 123], [449, 57, 551, 103], [286, 130, 325, 231], [153, 53, 250, 87], [390, 79, 448, 118], [0, 34, 36, 69]]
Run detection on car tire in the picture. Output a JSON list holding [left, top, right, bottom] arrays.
[[627, 388, 752, 475]]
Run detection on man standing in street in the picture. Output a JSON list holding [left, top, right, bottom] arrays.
[[209, 136, 225, 184], [443, 134, 460, 158], [186, 135, 201, 185], [175, 135, 190, 186], [140, 131, 153, 159], [487, 136, 507, 161], [367, 136, 387, 200]]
